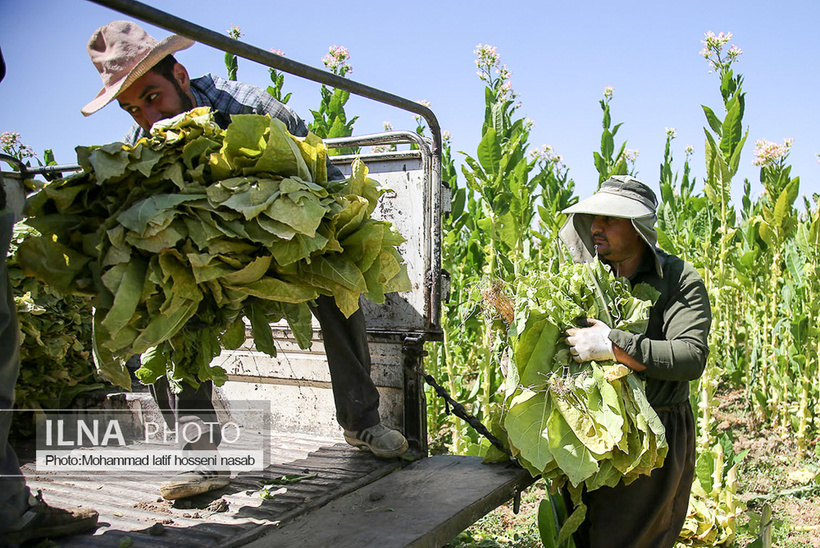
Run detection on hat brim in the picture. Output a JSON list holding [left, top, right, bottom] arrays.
[[562, 191, 655, 219], [82, 34, 195, 116]]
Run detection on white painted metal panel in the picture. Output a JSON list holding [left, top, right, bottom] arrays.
[[334, 154, 430, 332]]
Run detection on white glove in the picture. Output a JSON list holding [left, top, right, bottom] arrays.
[[565, 319, 614, 363]]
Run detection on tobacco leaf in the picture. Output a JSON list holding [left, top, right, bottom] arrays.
[[19, 108, 411, 391]]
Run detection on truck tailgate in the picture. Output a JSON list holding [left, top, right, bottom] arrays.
[[19, 432, 401, 547], [244, 455, 534, 548]]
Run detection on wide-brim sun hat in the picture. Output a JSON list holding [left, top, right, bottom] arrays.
[[82, 20, 194, 116], [562, 175, 658, 219], [558, 175, 664, 277]]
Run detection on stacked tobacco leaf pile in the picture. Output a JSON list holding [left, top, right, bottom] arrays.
[[485, 259, 666, 540], [17, 107, 410, 392], [8, 223, 104, 438]]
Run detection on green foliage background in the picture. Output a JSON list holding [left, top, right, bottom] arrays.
[[425, 36, 817, 547]]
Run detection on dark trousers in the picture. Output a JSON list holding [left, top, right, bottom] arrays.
[[566, 400, 696, 548], [150, 294, 381, 446], [0, 212, 29, 528]]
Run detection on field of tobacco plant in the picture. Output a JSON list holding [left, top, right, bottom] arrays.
[[4, 27, 819, 548], [424, 32, 820, 547]]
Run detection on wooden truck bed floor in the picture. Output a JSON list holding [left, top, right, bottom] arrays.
[[17, 433, 534, 547]]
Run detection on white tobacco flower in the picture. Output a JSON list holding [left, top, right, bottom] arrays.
[[753, 138, 793, 167], [620, 148, 640, 163], [474, 43, 502, 84], [322, 45, 352, 76], [700, 30, 741, 73], [227, 25, 243, 39]]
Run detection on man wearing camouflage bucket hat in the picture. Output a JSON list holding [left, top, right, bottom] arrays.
[[560, 175, 712, 548]]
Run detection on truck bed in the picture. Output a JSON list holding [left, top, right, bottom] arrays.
[[18, 430, 401, 547], [18, 434, 532, 547]]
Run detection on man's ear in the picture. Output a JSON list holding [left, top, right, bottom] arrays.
[[172, 62, 191, 92]]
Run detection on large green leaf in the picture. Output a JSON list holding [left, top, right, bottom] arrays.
[[758, 220, 776, 248], [720, 98, 743, 159], [229, 276, 319, 303], [269, 232, 330, 266], [247, 301, 276, 356], [99, 257, 148, 334], [16, 236, 92, 294], [514, 314, 560, 387], [537, 498, 560, 548], [280, 302, 313, 349], [266, 192, 326, 236], [87, 142, 133, 182], [303, 255, 367, 293], [92, 315, 131, 390], [216, 178, 282, 221], [773, 178, 799, 229], [701, 105, 723, 137], [547, 404, 600, 487], [551, 386, 613, 455], [703, 132, 732, 209], [504, 390, 556, 473], [219, 255, 272, 286], [655, 227, 679, 256], [131, 297, 200, 354], [477, 127, 501, 175], [344, 159, 383, 215]]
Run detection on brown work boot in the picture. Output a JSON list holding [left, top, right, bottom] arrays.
[[2, 490, 98, 545]]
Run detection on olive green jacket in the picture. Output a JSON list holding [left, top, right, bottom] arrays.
[[560, 213, 712, 407], [609, 248, 712, 407]]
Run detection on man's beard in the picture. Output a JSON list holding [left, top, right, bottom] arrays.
[[173, 80, 194, 112]]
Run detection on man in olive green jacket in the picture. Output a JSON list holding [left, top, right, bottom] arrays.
[[561, 175, 712, 548]]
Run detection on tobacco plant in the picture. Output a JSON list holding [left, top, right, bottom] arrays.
[[309, 45, 359, 156], [431, 31, 819, 547], [593, 87, 630, 185], [266, 49, 292, 105]]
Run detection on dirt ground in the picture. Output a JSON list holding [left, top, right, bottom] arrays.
[[713, 389, 820, 547]]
